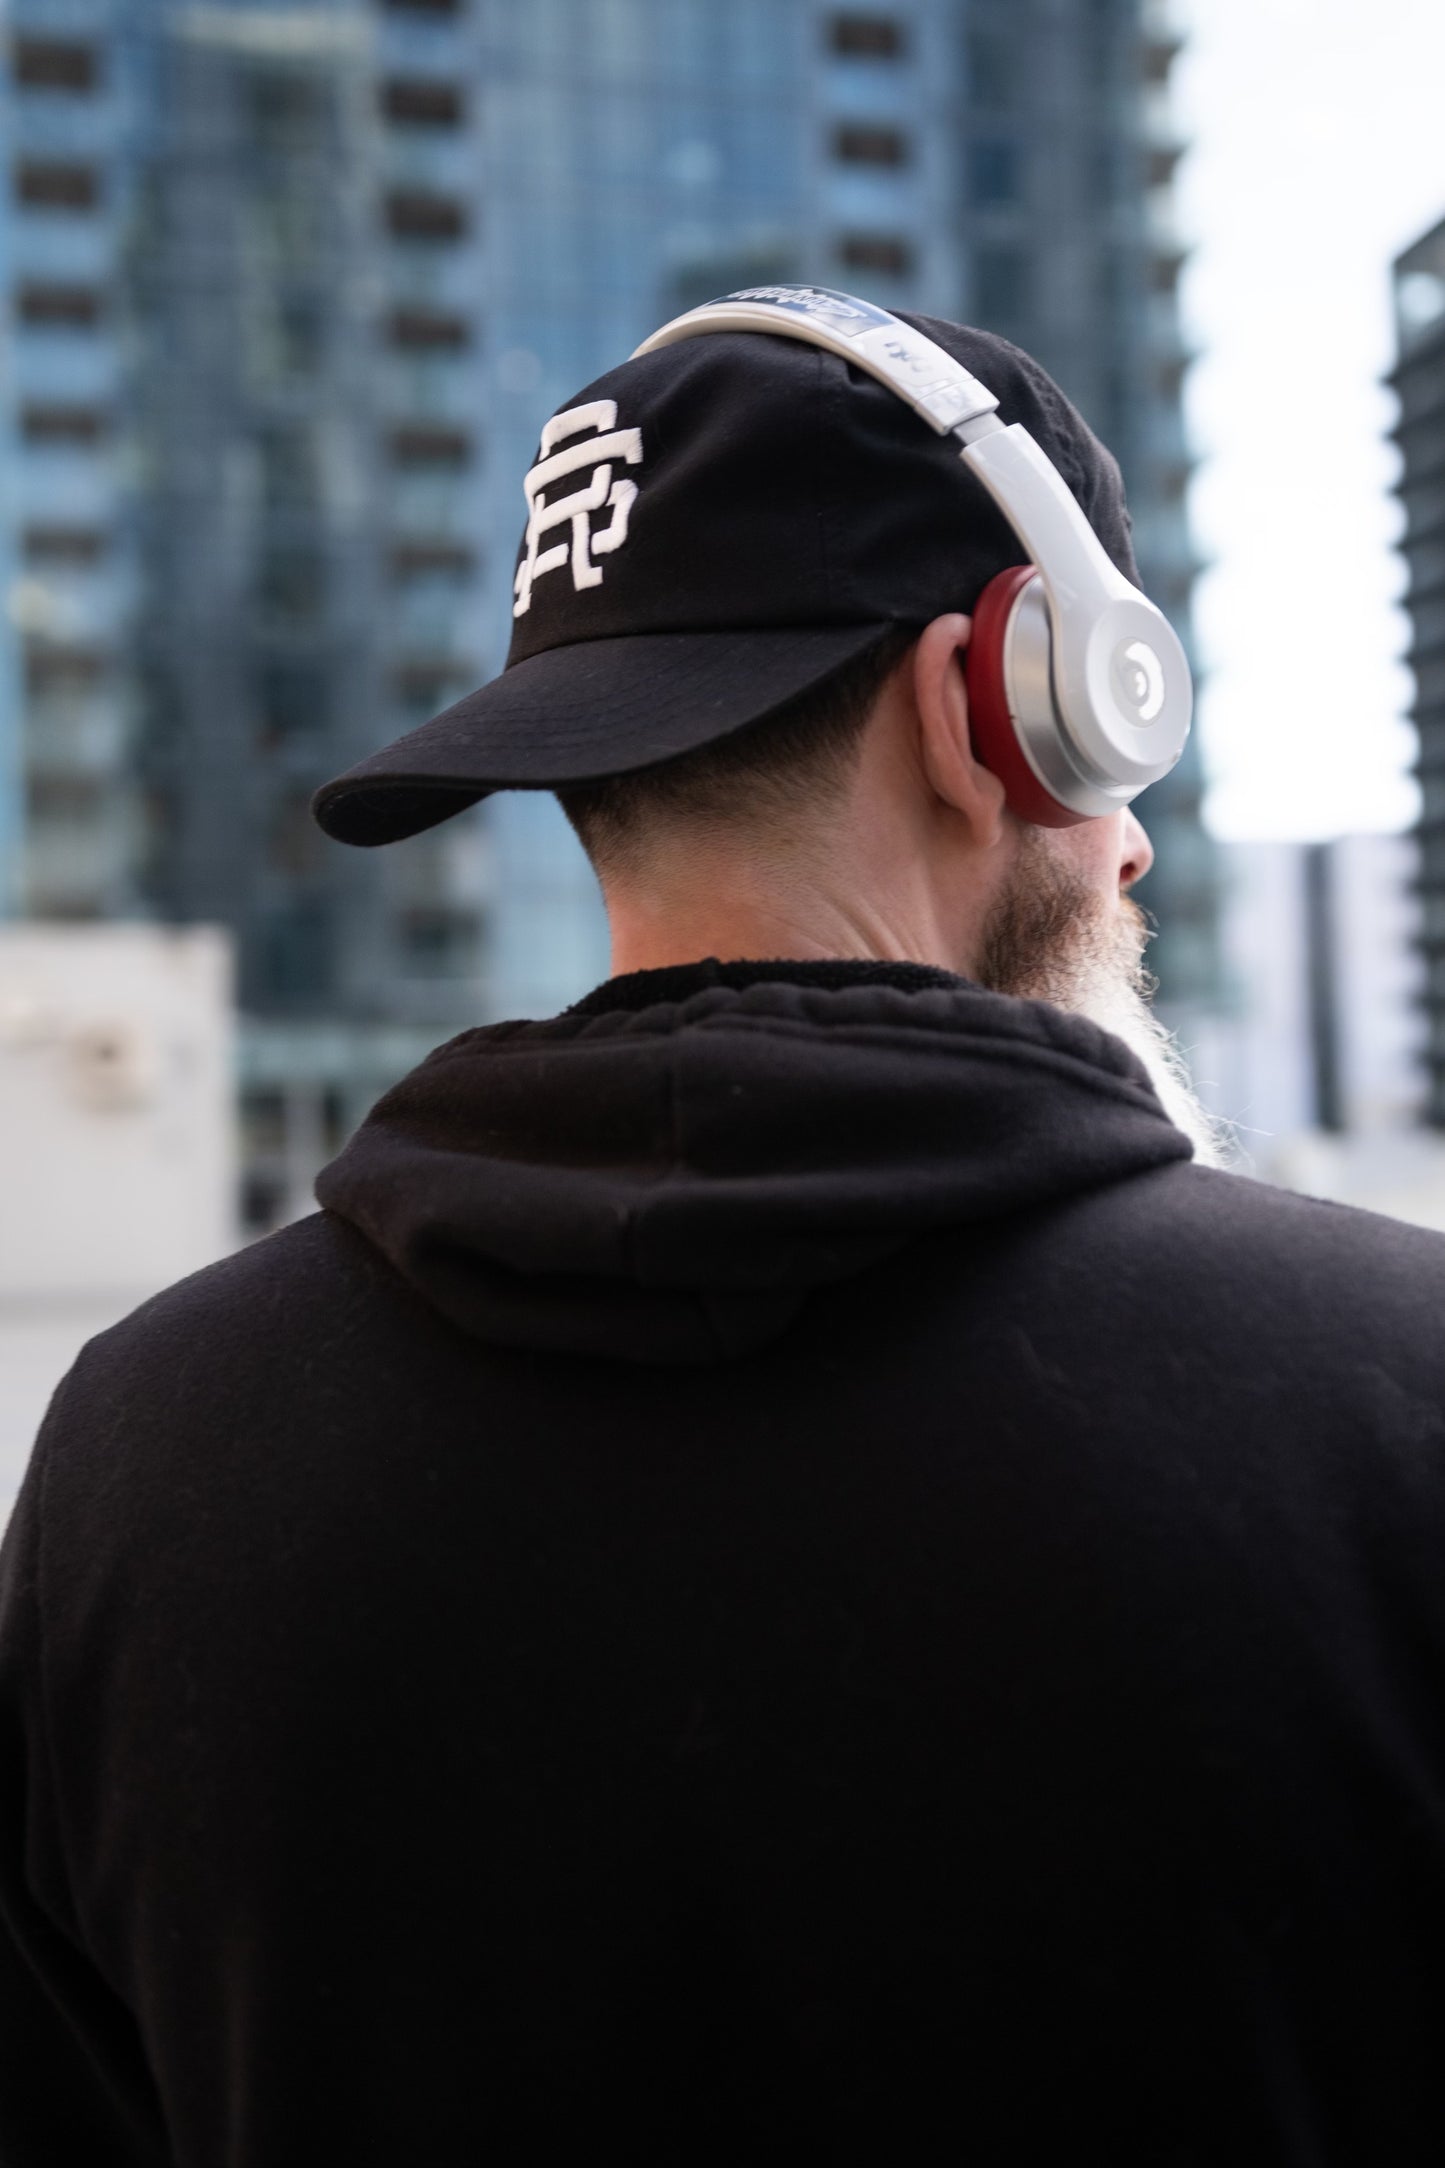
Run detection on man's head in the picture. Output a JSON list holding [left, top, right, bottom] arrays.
[[313, 310, 1145, 849]]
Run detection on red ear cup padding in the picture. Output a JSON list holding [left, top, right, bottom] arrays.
[[964, 564, 1091, 829]]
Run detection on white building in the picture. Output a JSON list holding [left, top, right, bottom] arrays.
[[1207, 833, 1445, 1232], [1213, 834, 1424, 1143], [0, 922, 237, 1515]]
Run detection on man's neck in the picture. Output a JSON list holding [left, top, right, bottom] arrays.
[[603, 856, 979, 981]]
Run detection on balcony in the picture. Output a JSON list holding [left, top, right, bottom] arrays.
[[384, 188, 467, 242], [11, 37, 101, 93], [13, 159, 99, 211], [381, 79, 464, 128]]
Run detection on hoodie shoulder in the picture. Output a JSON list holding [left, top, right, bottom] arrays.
[[29, 1212, 423, 1483], [80, 1210, 385, 1366], [1163, 1160, 1445, 1277], [1075, 1158, 1445, 1386]]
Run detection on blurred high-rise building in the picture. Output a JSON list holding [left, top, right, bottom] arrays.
[[1392, 210, 1445, 1127], [0, 18, 21, 917], [2, 0, 1215, 1229]]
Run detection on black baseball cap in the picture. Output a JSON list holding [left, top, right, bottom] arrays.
[[313, 309, 1140, 848]]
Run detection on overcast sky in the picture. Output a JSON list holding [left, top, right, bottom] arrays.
[[1174, 0, 1445, 841]]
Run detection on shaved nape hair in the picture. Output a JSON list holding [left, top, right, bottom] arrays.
[[557, 623, 918, 878]]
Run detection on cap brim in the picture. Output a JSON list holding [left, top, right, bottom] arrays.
[[312, 623, 896, 846]]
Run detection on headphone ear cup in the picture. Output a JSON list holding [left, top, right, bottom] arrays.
[[964, 565, 1093, 829]]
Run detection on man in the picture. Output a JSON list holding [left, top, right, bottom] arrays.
[[2, 313, 1443, 2165]]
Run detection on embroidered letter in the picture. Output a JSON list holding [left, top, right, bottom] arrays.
[[513, 400, 644, 617]]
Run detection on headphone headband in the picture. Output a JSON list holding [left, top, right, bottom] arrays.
[[638, 285, 1001, 437]]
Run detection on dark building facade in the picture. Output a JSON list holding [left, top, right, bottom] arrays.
[[1392, 210, 1445, 1125]]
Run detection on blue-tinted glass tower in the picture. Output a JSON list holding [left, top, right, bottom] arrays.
[[3, 0, 137, 924]]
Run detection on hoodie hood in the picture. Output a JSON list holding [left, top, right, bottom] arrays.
[[316, 960, 1193, 1365]]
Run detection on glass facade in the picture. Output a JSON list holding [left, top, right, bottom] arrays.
[[1392, 212, 1445, 1125], [0, 6, 21, 915], [3, 0, 135, 925], [2, 0, 1219, 1223]]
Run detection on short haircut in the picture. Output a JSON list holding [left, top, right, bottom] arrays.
[[557, 622, 918, 874]]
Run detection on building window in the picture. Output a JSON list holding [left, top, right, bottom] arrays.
[[828, 14, 906, 58], [266, 789, 327, 878], [388, 306, 471, 350], [241, 1085, 287, 1158], [11, 37, 99, 91], [24, 645, 109, 695], [390, 541, 477, 579], [257, 424, 321, 516], [22, 524, 109, 563], [15, 282, 103, 328], [973, 244, 1031, 324], [275, 294, 324, 374], [966, 28, 1016, 111], [257, 542, 325, 619], [260, 901, 333, 1002], [26, 773, 105, 821], [1145, 143, 1183, 191], [1142, 28, 1183, 87], [385, 190, 467, 241], [247, 71, 327, 152], [257, 658, 328, 746], [1148, 246, 1185, 295], [968, 140, 1021, 206], [1156, 457, 1191, 507], [667, 252, 797, 318], [1154, 353, 1187, 405], [389, 424, 473, 467], [399, 905, 481, 977], [1085, 142, 1117, 208], [381, 79, 464, 126], [14, 161, 99, 210], [837, 232, 915, 278], [20, 403, 107, 444], [833, 122, 910, 167]]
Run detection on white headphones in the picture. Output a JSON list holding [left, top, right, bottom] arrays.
[[634, 285, 1191, 827]]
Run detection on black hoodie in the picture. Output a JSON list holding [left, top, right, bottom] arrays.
[[3, 961, 1445, 2165]]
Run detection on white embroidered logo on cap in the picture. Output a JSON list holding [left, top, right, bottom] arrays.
[[512, 400, 644, 618]]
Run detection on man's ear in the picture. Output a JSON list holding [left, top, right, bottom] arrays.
[[912, 612, 1008, 845]]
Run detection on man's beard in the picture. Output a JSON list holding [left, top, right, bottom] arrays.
[[975, 829, 1229, 1169]]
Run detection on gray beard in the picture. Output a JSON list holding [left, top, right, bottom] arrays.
[[976, 831, 1230, 1172], [1067, 957, 1230, 1171]]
